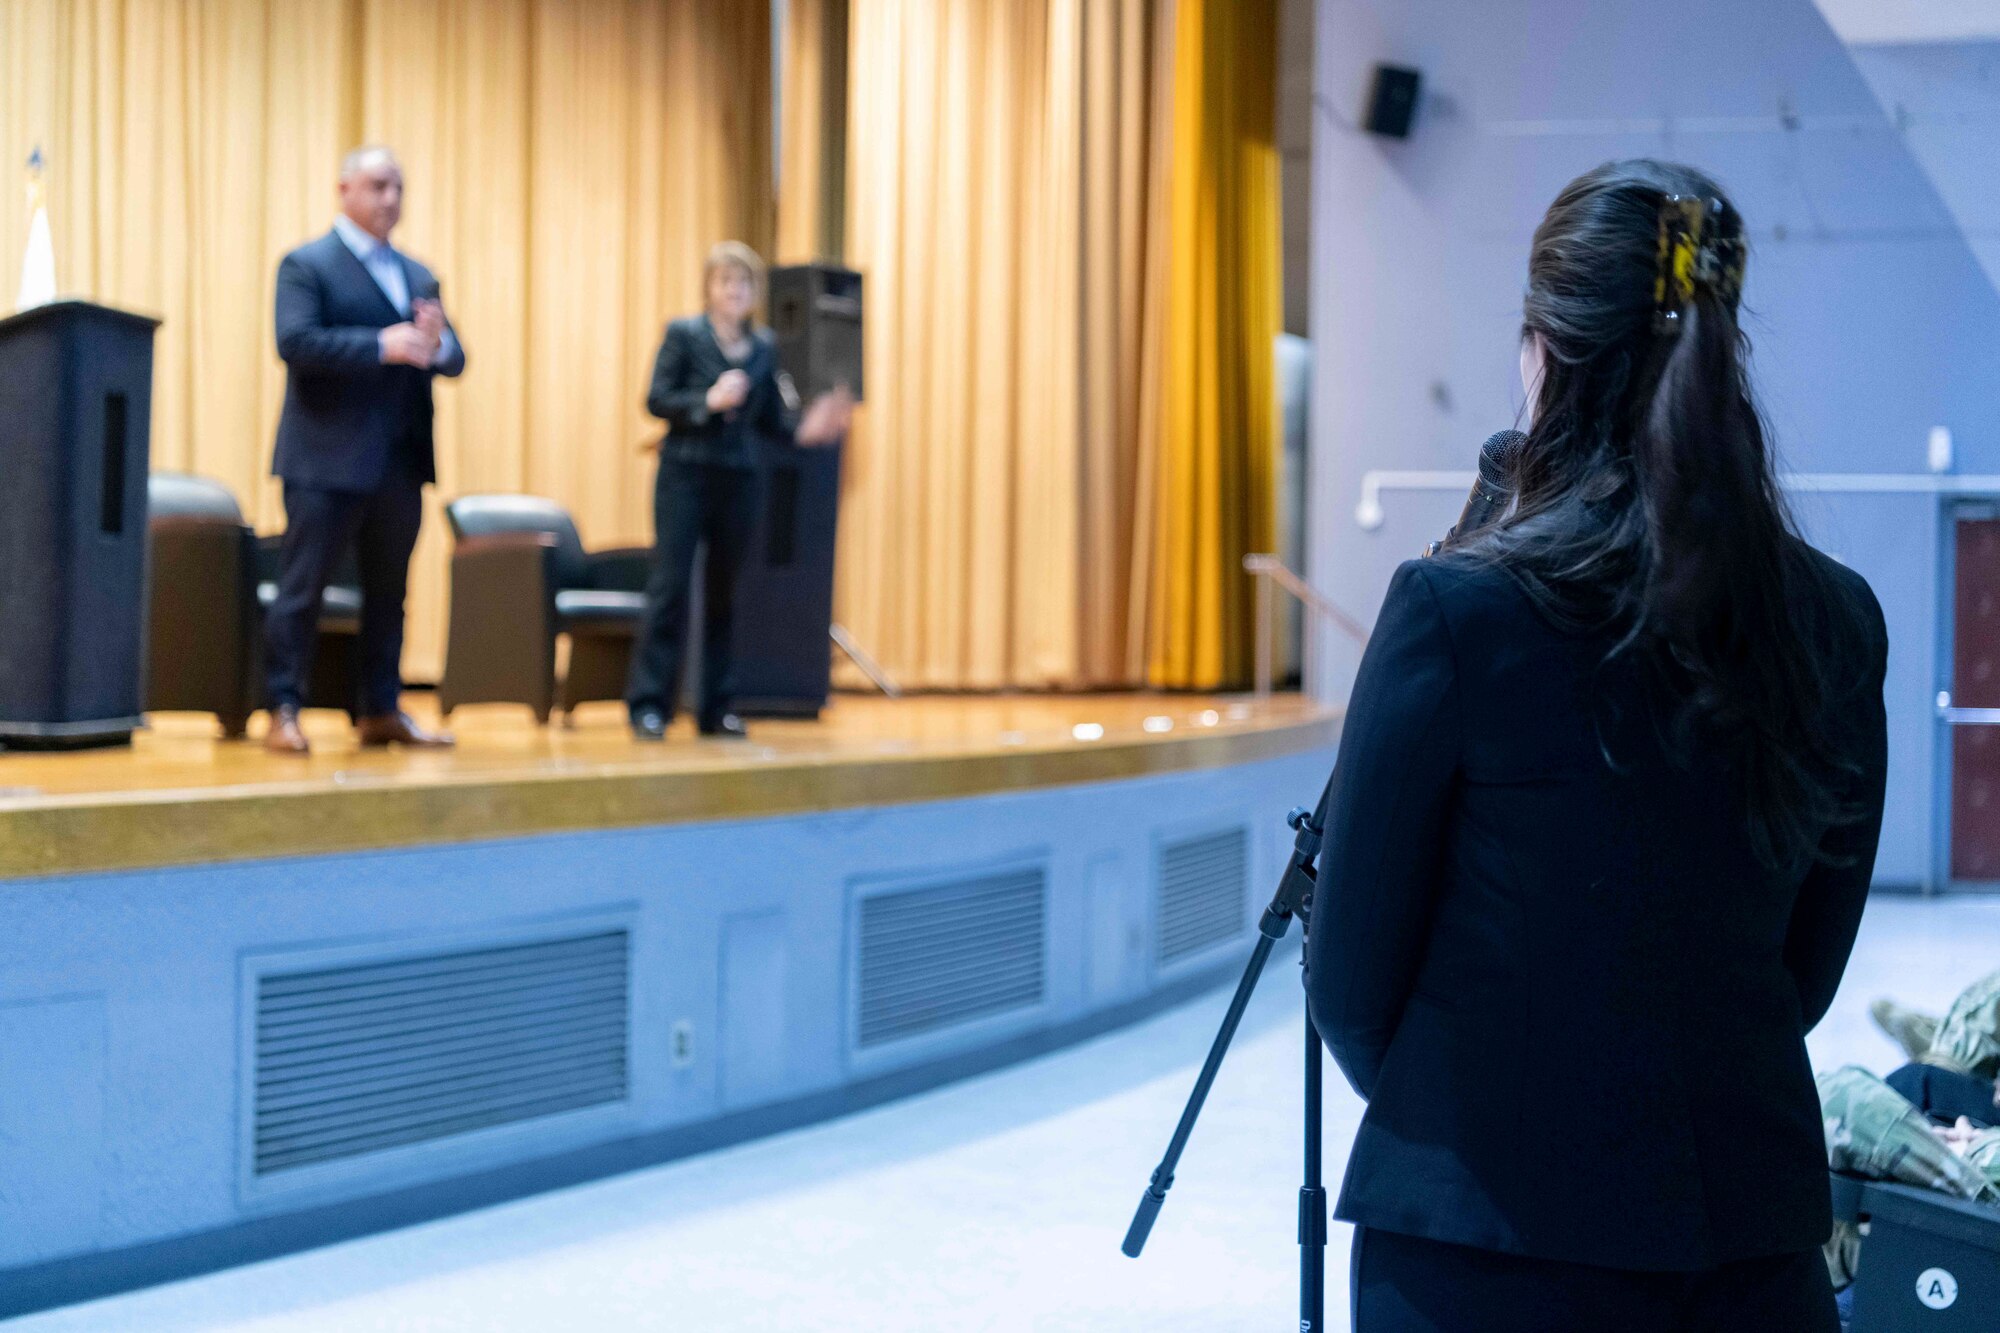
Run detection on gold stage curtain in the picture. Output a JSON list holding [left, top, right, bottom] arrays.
[[0, 0, 771, 683], [839, 0, 1166, 690], [1142, 0, 1280, 689], [775, 0, 847, 265], [836, 0, 1276, 690]]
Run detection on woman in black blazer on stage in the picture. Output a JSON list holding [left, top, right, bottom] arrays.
[[626, 242, 851, 740], [1305, 160, 1888, 1332]]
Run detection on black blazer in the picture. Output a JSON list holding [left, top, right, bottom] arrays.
[[1304, 544, 1888, 1272], [272, 231, 466, 492], [647, 315, 801, 470]]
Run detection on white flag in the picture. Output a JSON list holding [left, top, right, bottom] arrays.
[[17, 146, 54, 310], [17, 203, 54, 310]]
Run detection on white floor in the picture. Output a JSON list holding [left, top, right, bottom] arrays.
[[16, 897, 2000, 1333]]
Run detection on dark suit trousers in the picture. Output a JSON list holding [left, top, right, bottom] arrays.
[[1351, 1227, 1838, 1333], [265, 470, 425, 717], [625, 459, 759, 724]]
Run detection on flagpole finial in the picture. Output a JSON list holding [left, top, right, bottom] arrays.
[[18, 144, 56, 310]]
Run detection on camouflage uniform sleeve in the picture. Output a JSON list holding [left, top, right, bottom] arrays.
[[1819, 1065, 2000, 1203], [1923, 969, 2000, 1080]]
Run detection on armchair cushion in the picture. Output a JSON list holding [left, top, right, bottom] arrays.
[[555, 589, 646, 632], [447, 494, 590, 591], [582, 546, 653, 593], [149, 471, 245, 523]]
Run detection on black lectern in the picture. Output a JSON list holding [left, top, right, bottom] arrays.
[[0, 300, 160, 748], [729, 438, 842, 717]]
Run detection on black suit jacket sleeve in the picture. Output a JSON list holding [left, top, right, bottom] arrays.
[[408, 271, 467, 378], [752, 368, 803, 445], [273, 251, 383, 374], [1305, 560, 1462, 1100], [436, 321, 466, 377], [1782, 594, 1890, 1030], [646, 321, 712, 430], [435, 326, 466, 378]]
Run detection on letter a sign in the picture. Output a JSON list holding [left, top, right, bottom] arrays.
[[1915, 1266, 1958, 1310]]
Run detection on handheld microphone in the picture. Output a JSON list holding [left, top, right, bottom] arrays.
[[1428, 429, 1525, 554]]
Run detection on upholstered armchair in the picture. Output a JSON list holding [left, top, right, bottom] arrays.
[[144, 472, 366, 733], [439, 495, 650, 723], [145, 472, 260, 736]]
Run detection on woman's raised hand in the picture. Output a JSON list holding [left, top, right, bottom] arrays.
[[798, 385, 856, 446], [706, 369, 752, 414]]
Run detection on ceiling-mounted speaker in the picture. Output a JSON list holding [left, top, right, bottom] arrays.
[[1364, 64, 1422, 139]]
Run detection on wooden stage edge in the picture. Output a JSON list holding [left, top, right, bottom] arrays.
[[0, 692, 1340, 881]]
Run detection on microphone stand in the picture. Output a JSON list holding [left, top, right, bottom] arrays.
[[1122, 778, 1337, 1332], [1127, 431, 1507, 1328]]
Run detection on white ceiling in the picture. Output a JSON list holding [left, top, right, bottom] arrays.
[[1815, 0, 2000, 45]]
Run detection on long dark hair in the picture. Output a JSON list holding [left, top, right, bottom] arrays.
[[1468, 159, 1853, 870]]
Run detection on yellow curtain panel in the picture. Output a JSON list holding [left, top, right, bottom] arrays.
[[834, 0, 1277, 691], [776, 0, 847, 265], [1143, 0, 1281, 690], [0, 0, 772, 682], [838, 0, 1167, 689]]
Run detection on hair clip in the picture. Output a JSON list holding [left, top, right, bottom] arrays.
[[1654, 194, 1746, 333]]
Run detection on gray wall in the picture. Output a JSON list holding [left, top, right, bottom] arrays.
[[1307, 0, 2000, 889], [1279, 0, 1317, 336], [1845, 38, 2000, 298]]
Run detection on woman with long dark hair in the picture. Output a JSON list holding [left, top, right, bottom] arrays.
[[1305, 160, 1888, 1331]]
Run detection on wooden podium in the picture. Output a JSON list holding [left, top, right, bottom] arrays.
[[0, 300, 161, 748]]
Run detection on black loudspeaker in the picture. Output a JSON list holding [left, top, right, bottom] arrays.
[[0, 301, 161, 748], [768, 264, 864, 403], [1364, 64, 1422, 138]]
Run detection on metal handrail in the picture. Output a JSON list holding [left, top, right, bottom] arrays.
[[1356, 469, 2000, 530], [1243, 554, 1367, 701]]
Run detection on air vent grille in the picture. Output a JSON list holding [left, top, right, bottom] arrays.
[[856, 868, 1046, 1049], [1157, 827, 1249, 965], [252, 929, 629, 1176]]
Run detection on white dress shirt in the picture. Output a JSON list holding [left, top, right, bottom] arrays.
[[332, 214, 458, 367]]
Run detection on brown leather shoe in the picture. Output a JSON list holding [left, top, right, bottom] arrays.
[[356, 709, 455, 748], [264, 706, 310, 756]]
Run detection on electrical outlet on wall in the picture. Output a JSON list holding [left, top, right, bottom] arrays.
[[670, 1019, 696, 1069]]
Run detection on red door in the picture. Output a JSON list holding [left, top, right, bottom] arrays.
[[1951, 513, 2000, 882]]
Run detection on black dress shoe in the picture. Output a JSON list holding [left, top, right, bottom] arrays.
[[356, 709, 455, 748], [630, 708, 669, 741], [699, 713, 749, 739], [264, 705, 310, 756]]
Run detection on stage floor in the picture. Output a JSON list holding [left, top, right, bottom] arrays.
[[0, 692, 1337, 878]]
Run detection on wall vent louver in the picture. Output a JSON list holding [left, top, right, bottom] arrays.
[[1157, 827, 1250, 966], [252, 929, 629, 1176], [855, 867, 1046, 1049]]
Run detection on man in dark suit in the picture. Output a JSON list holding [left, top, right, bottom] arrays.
[[264, 145, 464, 755]]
